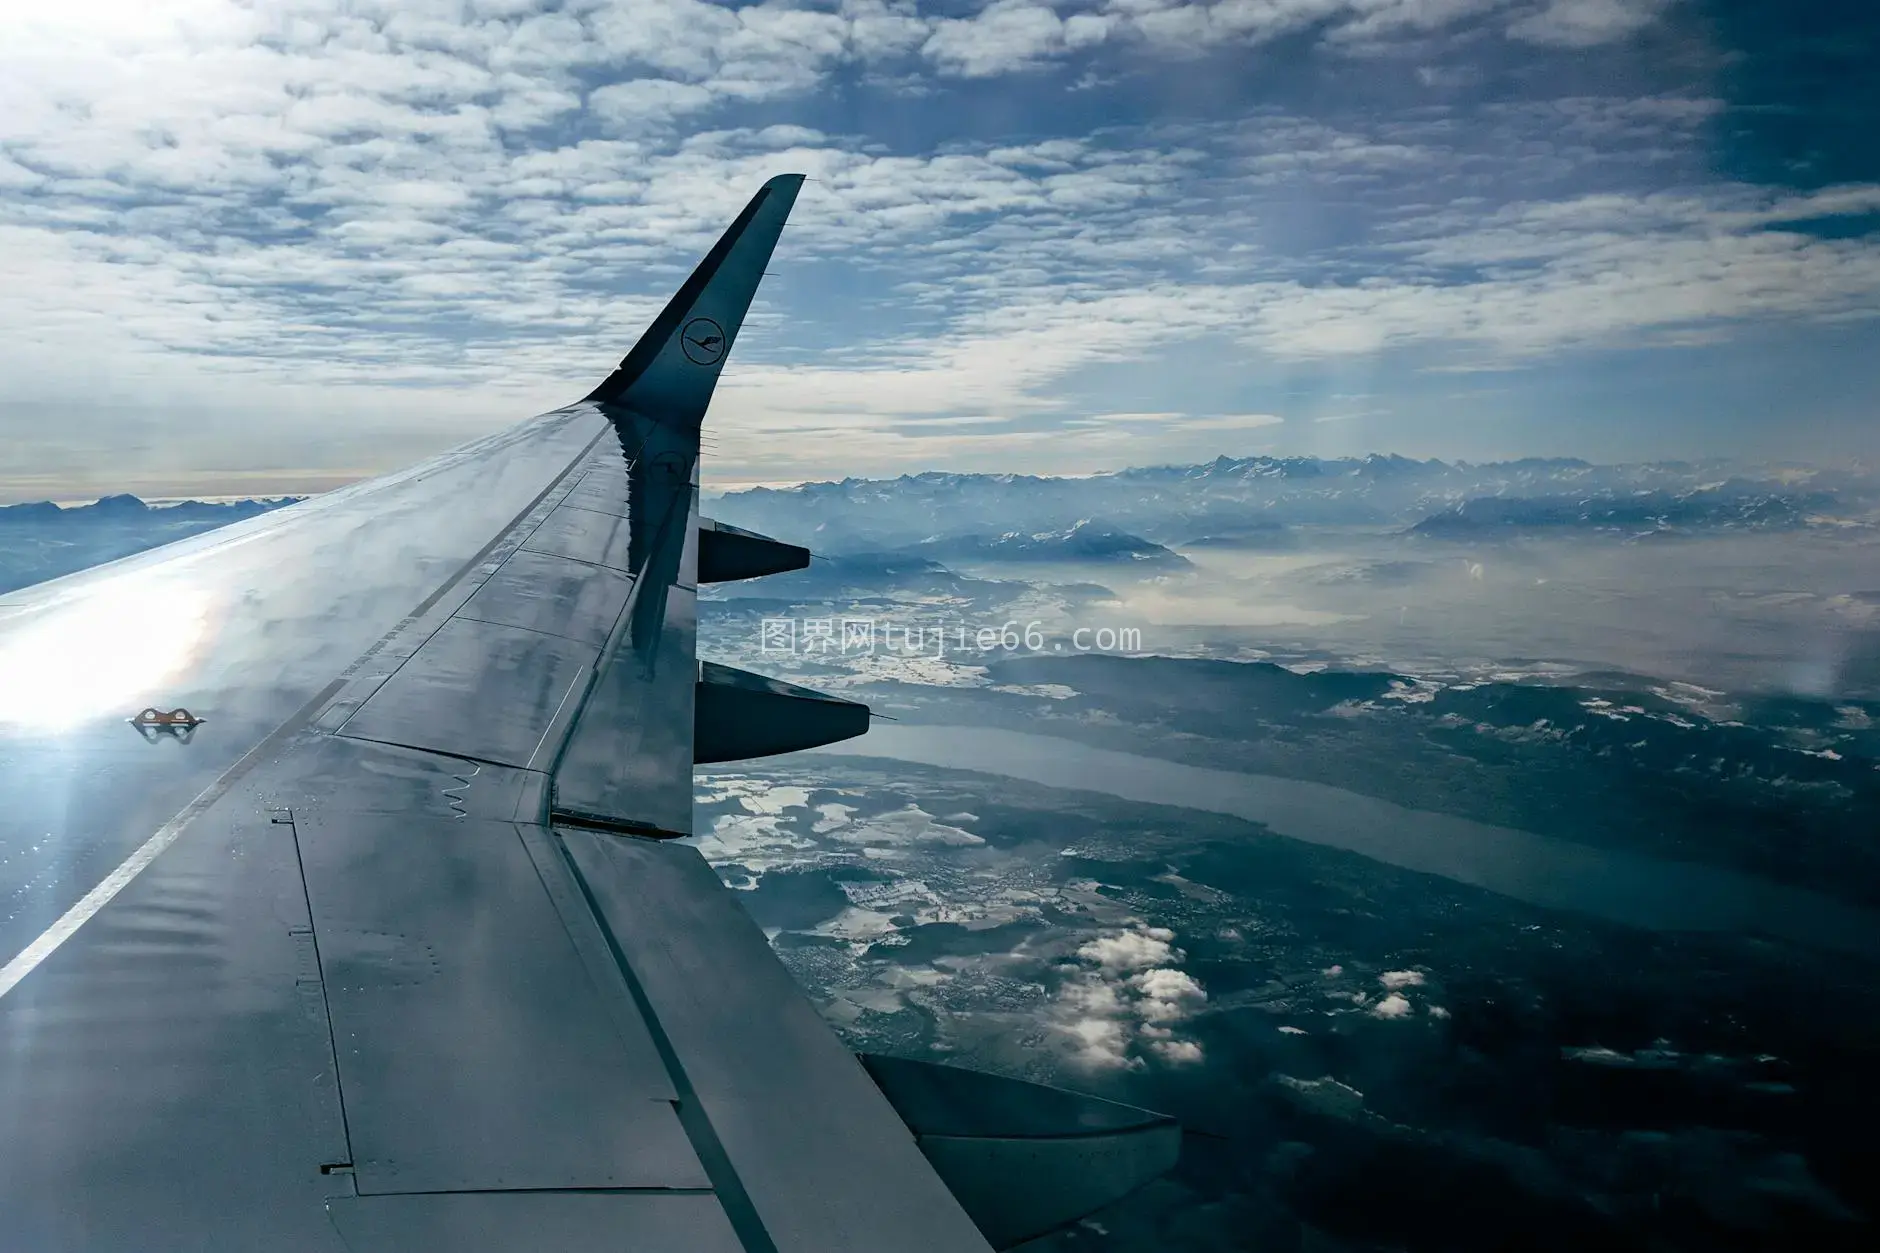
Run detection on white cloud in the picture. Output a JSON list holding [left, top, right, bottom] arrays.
[[1371, 991, 1414, 1018], [1149, 1038, 1204, 1063], [705, 169, 1880, 479], [1068, 412, 1286, 433], [1240, 185, 1880, 361], [922, 2, 1114, 77], [1328, 0, 1515, 47], [1132, 966, 1208, 1021], [1058, 971, 1139, 1068], [589, 78, 719, 127], [919, 0, 1676, 73], [1077, 924, 1177, 971], [1057, 924, 1206, 1068], [1505, 0, 1673, 48]]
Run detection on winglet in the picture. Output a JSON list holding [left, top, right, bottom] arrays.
[[583, 173, 805, 429]]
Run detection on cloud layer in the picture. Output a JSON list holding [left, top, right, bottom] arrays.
[[2, 1, 1876, 495]]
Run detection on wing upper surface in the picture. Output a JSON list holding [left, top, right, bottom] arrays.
[[0, 176, 1000, 1252]]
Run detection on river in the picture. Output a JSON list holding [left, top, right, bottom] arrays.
[[812, 723, 1880, 958]]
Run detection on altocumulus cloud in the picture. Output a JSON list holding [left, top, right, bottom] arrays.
[[1, 0, 1876, 497]]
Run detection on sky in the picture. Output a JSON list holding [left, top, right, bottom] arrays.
[[1, 0, 1876, 498]]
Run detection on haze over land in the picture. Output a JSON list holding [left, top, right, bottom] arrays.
[[709, 451, 1880, 699], [687, 450, 1880, 1251]]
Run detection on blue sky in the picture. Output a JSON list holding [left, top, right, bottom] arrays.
[[0, 0, 1875, 498]]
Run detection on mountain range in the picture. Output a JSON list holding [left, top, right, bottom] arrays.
[[0, 494, 300, 595], [908, 520, 1191, 567], [712, 456, 1876, 554]]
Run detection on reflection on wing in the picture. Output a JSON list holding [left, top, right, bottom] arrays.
[[0, 175, 1177, 1252]]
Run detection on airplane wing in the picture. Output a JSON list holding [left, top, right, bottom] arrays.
[[0, 175, 1177, 1252]]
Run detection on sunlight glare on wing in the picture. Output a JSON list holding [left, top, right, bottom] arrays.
[[0, 575, 215, 729]]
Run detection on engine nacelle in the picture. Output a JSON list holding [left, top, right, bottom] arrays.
[[694, 661, 870, 763], [697, 517, 810, 583]]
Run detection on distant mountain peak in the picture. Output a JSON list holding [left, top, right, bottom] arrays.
[[706, 454, 1870, 558], [909, 523, 1191, 567]]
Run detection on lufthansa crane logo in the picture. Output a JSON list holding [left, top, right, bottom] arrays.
[[680, 317, 727, 366]]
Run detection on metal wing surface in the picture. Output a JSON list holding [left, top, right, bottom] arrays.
[[0, 175, 1176, 1253]]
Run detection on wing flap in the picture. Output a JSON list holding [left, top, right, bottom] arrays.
[[0, 805, 353, 1251], [559, 830, 996, 1253], [292, 811, 702, 1195]]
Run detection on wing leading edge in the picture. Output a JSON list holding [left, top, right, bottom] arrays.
[[0, 175, 1175, 1253]]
